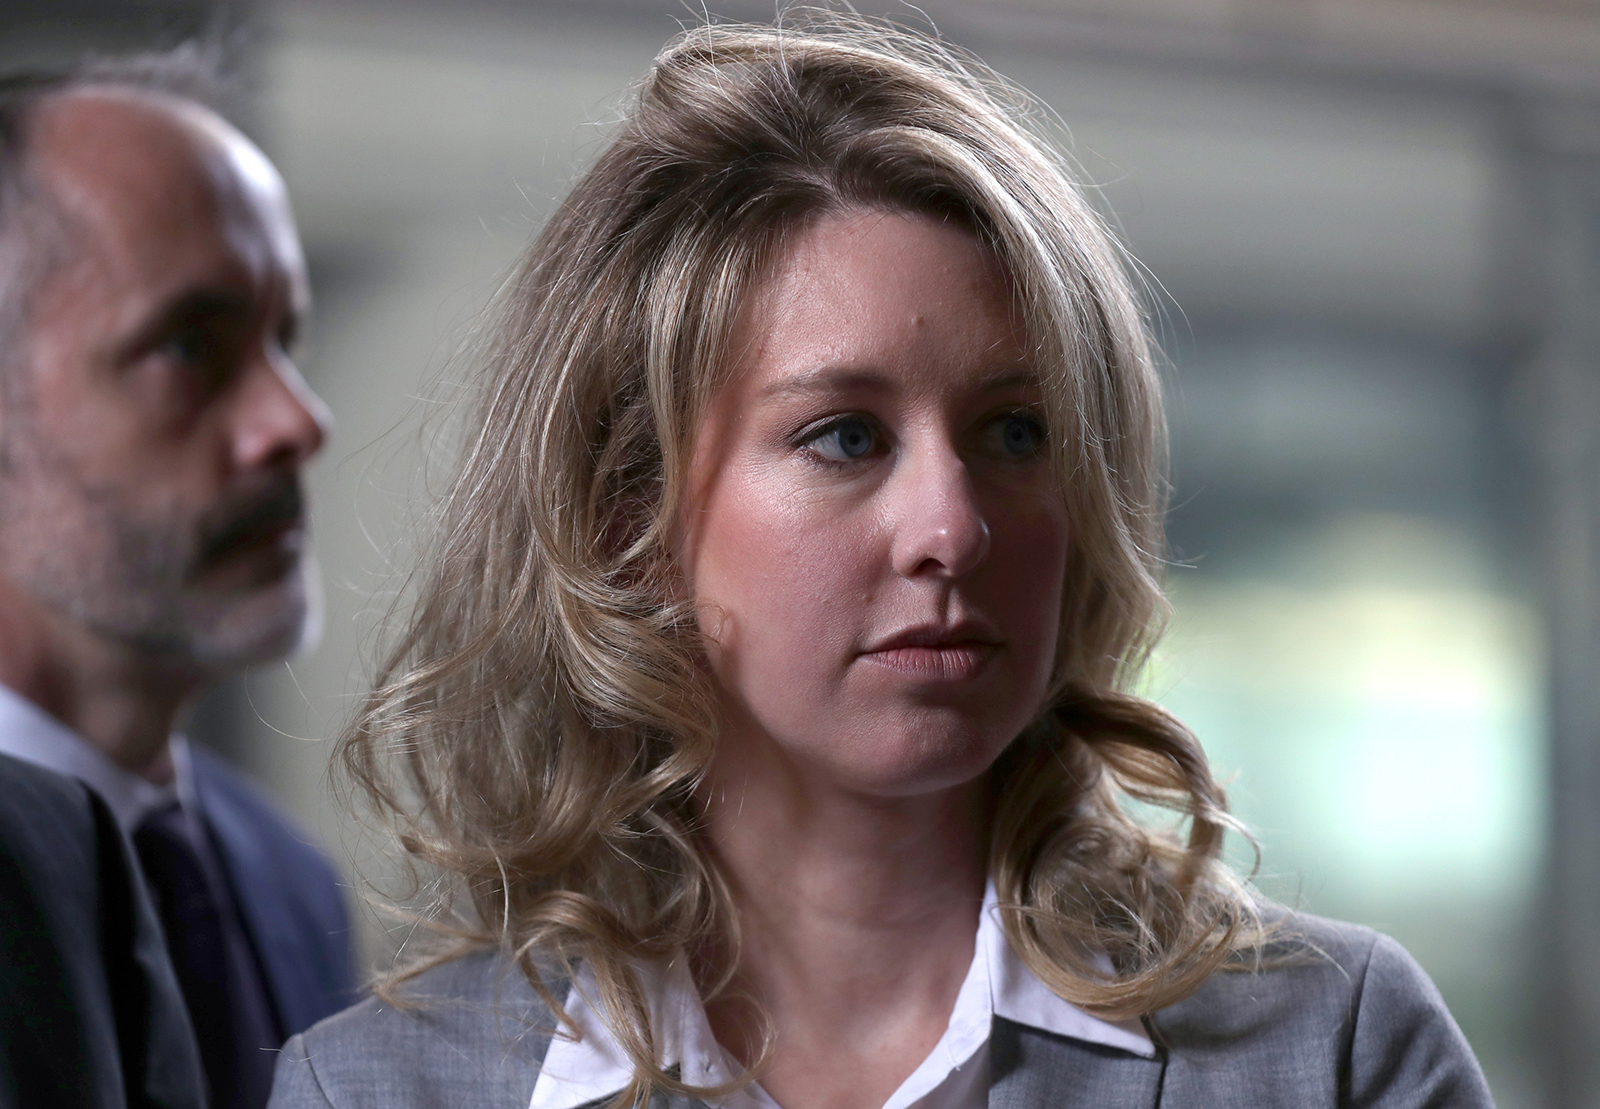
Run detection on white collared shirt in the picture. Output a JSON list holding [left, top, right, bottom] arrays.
[[529, 882, 1154, 1109], [0, 681, 192, 833]]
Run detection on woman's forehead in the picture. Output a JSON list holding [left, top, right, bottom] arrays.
[[720, 210, 1024, 384]]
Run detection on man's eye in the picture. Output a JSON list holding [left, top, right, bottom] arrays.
[[160, 330, 208, 365], [989, 412, 1046, 458], [805, 416, 881, 462], [157, 324, 242, 393]]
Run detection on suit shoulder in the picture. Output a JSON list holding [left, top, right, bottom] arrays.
[[1260, 906, 1387, 974], [0, 751, 95, 830], [1345, 930, 1494, 1107], [269, 951, 560, 1109], [0, 753, 104, 911], [189, 746, 319, 849], [188, 747, 342, 898], [1154, 909, 1376, 1048], [1155, 908, 1491, 1107], [0, 754, 209, 1109]]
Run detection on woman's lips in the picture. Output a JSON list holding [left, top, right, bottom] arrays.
[[860, 642, 997, 682]]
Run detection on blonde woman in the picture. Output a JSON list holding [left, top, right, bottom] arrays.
[[269, 16, 1491, 1109]]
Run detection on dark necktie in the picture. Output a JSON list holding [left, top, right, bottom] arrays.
[[132, 802, 282, 1109]]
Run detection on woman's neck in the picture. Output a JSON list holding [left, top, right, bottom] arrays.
[[698, 748, 988, 1109]]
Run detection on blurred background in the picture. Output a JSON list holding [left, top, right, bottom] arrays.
[[5, 0, 1598, 1105]]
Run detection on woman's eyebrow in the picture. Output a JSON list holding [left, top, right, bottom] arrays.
[[755, 366, 1040, 403], [757, 368, 896, 400], [975, 369, 1041, 394]]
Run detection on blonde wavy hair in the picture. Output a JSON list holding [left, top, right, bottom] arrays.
[[345, 12, 1263, 1103]]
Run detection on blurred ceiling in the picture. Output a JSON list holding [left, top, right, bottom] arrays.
[[7, 0, 1600, 97], [263, 0, 1527, 340], [0, 0, 222, 56], [7, 0, 1592, 339], [0, 0, 252, 104], [955, 0, 1600, 93], [359, 0, 1600, 96]]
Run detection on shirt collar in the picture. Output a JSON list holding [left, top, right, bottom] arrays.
[[981, 889, 1155, 1058], [528, 881, 1154, 1109], [0, 681, 187, 833]]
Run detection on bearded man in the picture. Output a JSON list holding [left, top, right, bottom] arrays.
[[0, 58, 352, 1109]]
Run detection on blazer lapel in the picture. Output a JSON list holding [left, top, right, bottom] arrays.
[[988, 1016, 1165, 1109]]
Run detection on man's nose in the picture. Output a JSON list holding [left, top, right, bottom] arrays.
[[888, 441, 990, 580], [232, 352, 330, 471]]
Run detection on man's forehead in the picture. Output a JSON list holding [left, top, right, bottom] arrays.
[[28, 88, 303, 298], [33, 89, 222, 240]]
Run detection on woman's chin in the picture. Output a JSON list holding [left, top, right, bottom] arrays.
[[819, 727, 1012, 801], [709, 689, 1035, 803]]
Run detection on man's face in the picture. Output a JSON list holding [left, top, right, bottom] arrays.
[[0, 89, 330, 673]]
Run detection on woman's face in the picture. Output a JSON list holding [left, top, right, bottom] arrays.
[[681, 209, 1069, 799]]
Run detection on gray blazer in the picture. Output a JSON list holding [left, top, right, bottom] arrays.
[[267, 913, 1493, 1108]]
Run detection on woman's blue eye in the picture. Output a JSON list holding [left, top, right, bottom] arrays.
[[995, 413, 1046, 458], [808, 417, 879, 461]]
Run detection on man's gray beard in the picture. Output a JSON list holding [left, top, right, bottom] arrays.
[[0, 476, 318, 673], [38, 536, 316, 672]]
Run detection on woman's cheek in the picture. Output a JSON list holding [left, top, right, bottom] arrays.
[[701, 497, 882, 725], [987, 502, 1070, 687]]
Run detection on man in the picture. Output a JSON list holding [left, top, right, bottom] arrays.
[[0, 59, 352, 1109], [0, 753, 204, 1109]]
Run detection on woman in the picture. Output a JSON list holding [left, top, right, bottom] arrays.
[[270, 16, 1491, 1109]]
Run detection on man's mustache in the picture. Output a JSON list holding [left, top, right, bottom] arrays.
[[194, 476, 306, 569]]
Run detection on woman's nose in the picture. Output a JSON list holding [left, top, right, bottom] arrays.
[[888, 445, 991, 580]]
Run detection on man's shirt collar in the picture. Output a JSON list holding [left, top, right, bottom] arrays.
[[528, 881, 1154, 1109], [0, 681, 187, 832]]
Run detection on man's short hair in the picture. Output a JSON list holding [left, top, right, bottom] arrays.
[[0, 45, 232, 377]]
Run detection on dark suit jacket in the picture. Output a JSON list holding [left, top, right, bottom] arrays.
[[188, 746, 355, 1038], [0, 753, 205, 1109], [267, 913, 1494, 1108]]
